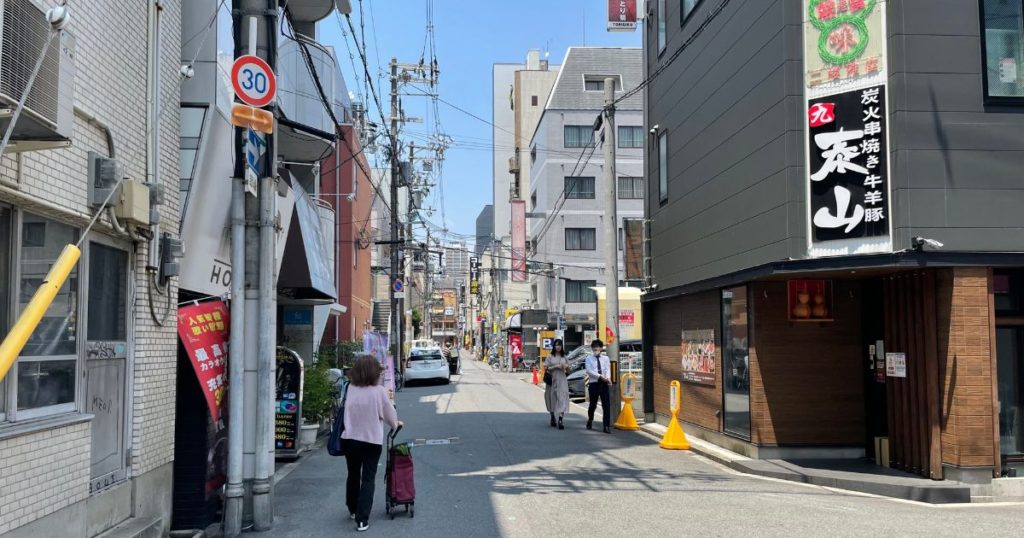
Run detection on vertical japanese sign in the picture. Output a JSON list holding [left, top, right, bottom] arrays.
[[469, 256, 480, 295], [804, 0, 891, 256], [177, 301, 230, 421], [275, 349, 302, 452], [607, 0, 638, 32], [510, 200, 527, 282], [508, 333, 523, 362]]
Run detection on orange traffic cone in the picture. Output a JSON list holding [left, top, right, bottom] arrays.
[[531, 365, 539, 385]]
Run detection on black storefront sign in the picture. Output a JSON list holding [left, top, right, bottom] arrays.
[[275, 349, 303, 457], [808, 84, 889, 243]]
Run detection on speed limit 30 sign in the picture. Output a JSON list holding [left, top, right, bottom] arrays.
[[231, 54, 276, 108]]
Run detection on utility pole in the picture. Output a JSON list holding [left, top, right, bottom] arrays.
[[388, 58, 402, 375], [404, 142, 415, 346], [602, 78, 621, 425], [424, 226, 432, 338]]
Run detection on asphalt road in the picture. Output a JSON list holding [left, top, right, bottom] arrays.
[[259, 351, 1024, 537]]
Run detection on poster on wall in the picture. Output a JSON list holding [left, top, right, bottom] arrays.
[[803, 0, 892, 256], [885, 352, 906, 378], [363, 330, 395, 397], [177, 301, 230, 421], [680, 329, 716, 386]]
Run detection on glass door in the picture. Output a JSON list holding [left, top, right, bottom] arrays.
[[722, 286, 751, 439], [997, 326, 1024, 465]]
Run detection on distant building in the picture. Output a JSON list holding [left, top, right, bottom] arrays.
[[475, 204, 494, 256], [528, 47, 644, 348]]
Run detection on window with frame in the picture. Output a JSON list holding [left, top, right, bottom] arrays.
[[566, 279, 598, 303], [657, 0, 667, 52], [531, 95, 538, 106], [15, 214, 79, 418], [564, 125, 593, 148], [658, 131, 669, 203], [583, 75, 622, 92], [0, 207, 10, 420], [618, 176, 644, 199], [982, 0, 1024, 99], [682, 0, 701, 24], [618, 126, 644, 148], [564, 176, 596, 199], [565, 228, 596, 250]]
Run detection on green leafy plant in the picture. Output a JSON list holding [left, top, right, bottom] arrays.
[[316, 339, 363, 369], [301, 362, 334, 424]]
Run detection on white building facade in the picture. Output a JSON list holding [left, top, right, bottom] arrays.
[[528, 48, 644, 348]]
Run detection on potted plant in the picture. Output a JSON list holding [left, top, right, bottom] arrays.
[[300, 362, 333, 450]]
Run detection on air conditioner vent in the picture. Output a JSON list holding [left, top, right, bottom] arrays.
[[0, 0, 75, 148]]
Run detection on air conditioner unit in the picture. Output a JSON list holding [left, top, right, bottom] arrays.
[[0, 0, 75, 152]]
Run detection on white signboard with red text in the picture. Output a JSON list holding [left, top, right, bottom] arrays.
[[803, 0, 892, 257]]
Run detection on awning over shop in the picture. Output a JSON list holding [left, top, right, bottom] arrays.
[[278, 175, 337, 303], [503, 312, 521, 330]]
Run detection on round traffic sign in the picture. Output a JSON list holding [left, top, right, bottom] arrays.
[[231, 55, 277, 108], [393, 279, 404, 293]]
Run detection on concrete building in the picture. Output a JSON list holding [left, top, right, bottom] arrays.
[[491, 51, 559, 315], [528, 47, 644, 348], [474, 204, 493, 257], [644, 0, 1024, 485], [0, 1, 182, 535]]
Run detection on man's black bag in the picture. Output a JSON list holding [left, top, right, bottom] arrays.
[[327, 384, 348, 456]]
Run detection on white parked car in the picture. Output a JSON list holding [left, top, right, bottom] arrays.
[[411, 339, 440, 352], [404, 349, 450, 384]]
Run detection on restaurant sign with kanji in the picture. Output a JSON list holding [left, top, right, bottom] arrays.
[[177, 300, 230, 421], [803, 0, 886, 94], [808, 85, 889, 244]]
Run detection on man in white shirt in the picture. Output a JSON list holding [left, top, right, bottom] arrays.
[[585, 339, 612, 433]]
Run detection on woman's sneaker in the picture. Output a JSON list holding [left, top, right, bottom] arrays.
[[357, 522, 370, 532]]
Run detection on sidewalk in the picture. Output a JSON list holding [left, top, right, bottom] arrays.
[[639, 422, 972, 504]]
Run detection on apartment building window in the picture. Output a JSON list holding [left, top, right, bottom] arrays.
[[15, 214, 79, 419], [618, 126, 644, 148], [658, 131, 669, 204], [982, 0, 1024, 100], [531, 95, 538, 106], [565, 228, 596, 250], [657, 0, 667, 53], [0, 207, 9, 420], [618, 176, 644, 199], [565, 176, 596, 199], [564, 125, 592, 148], [566, 280, 598, 303], [682, 0, 701, 24], [583, 75, 622, 92]]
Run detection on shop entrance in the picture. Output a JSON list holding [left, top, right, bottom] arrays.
[[861, 280, 888, 461]]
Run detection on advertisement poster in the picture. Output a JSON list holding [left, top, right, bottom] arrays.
[[274, 349, 302, 452], [607, 0, 637, 32], [508, 333, 523, 363], [680, 329, 716, 386], [177, 301, 230, 421], [363, 330, 395, 396], [886, 352, 906, 378]]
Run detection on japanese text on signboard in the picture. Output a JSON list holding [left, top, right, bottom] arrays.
[[177, 301, 230, 421], [808, 85, 889, 243]]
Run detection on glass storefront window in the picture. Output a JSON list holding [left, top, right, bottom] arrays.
[[983, 0, 1024, 100], [997, 327, 1023, 459], [722, 286, 751, 439]]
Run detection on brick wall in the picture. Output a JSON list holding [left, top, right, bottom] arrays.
[[936, 268, 997, 469], [651, 290, 722, 431], [0, 423, 90, 535], [749, 281, 865, 446], [0, 0, 182, 532]]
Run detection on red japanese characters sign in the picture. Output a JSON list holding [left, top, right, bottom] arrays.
[[607, 0, 637, 32], [178, 301, 230, 421], [509, 333, 523, 361]]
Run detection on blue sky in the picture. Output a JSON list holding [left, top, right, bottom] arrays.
[[317, 0, 641, 241]]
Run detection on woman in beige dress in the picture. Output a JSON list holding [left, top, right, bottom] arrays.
[[544, 339, 570, 430]]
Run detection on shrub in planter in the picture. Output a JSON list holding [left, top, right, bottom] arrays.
[[302, 362, 334, 428]]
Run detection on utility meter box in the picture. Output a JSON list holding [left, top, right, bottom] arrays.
[[115, 180, 151, 226]]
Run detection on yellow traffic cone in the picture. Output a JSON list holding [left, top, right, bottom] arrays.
[[659, 415, 690, 450], [614, 400, 639, 431]]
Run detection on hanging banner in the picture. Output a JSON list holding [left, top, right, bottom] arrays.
[[607, 0, 638, 32], [803, 0, 891, 257], [177, 301, 230, 421], [510, 200, 527, 282], [680, 329, 715, 386], [508, 333, 523, 363], [363, 330, 395, 396]]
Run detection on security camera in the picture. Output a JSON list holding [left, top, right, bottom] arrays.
[[180, 64, 195, 79], [649, 124, 659, 135], [912, 237, 944, 250], [346, 192, 356, 202]]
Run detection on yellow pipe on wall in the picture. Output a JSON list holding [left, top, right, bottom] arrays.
[[0, 244, 81, 382]]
